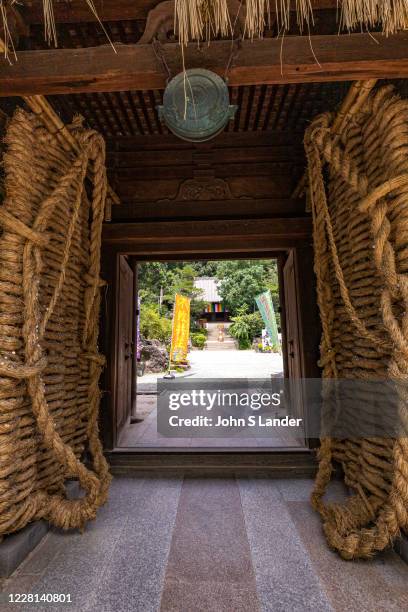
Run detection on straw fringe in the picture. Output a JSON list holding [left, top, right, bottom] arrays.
[[0, 0, 16, 63], [340, 0, 408, 35], [1, 0, 115, 56], [43, 0, 57, 47], [174, 0, 408, 43], [2, 1, 408, 54], [175, 0, 232, 45]]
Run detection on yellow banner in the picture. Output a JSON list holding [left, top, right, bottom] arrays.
[[170, 294, 191, 363]]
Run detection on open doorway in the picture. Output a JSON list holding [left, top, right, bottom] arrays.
[[113, 254, 308, 451]]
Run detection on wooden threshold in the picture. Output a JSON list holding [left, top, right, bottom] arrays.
[[106, 450, 318, 476]]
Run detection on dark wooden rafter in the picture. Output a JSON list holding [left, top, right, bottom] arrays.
[[126, 92, 146, 134], [101, 217, 312, 255], [107, 144, 305, 167], [105, 131, 303, 149], [102, 217, 312, 242], [2, 32, 408, 96], [259, 86, 278, 131], [112, 197, 307, 222]]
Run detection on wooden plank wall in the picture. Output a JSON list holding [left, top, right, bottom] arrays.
[[108, 132, 306, 222]]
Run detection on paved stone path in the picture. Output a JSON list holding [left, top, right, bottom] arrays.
[[138, 349, 283, 384], [127, 348, 285, 449], [188, 349, 283, 379], [131, 348, 285, 449], [2, 476, 407, 611]]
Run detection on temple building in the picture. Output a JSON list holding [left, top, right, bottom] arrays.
[[194, 277, 228, 322]]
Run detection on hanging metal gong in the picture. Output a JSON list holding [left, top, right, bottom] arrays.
[[157, 69, 237, 142]]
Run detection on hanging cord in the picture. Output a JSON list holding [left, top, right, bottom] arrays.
[[224, 36, 242, 81], [152, 37, 172, 84]]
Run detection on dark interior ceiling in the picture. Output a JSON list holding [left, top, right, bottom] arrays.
[[1, 3, 352, 142], [20, 4, 340, 49], [49, 82, 350, 139], [0, 1, 396, 221]]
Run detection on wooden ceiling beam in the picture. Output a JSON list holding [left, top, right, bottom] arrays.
[[2, 32, 408, 96], [105, 131, 304, 149], [107, 145, 305, 167], [22, 1, 338, 24], [102, 217, 312, 243]]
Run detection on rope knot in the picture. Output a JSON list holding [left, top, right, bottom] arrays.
[[83, 273, 107, 288], [0, 356, 47, 380], [0, 209, 49, 247], [81, 352, 106, 367]]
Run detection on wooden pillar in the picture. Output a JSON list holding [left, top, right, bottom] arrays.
[[130, 257, 139, 422], [277, 254, 289, 378], [295, 243, 321, 379]]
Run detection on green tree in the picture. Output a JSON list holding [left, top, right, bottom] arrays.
[[192, 261, 218, 276], [165, 265, 206, 323], [229, 306, 264, 349], [216, 259, 280, 326], [216, 261, 267, 314], [138, 262, 170, 306], [137, 259, 281, 340]]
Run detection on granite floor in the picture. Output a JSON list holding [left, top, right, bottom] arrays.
[[1, 475, 407, 612]]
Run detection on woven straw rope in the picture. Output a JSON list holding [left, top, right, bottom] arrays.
[[305, 84, 408, 559], [0, 109, 111, 537]]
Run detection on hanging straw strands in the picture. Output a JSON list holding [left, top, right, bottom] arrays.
[[42, 0, 116, 51], [274, 0, 314, 34], [1, 0, 116, 55], [244, 0, 268, 39], [174, 0, 408, 44], [0, 0, 16, 63], [175, 0, 233, 45], [340, 0, 408, 36], [43, 0, 57, 47], [2, 1, 408, 52]]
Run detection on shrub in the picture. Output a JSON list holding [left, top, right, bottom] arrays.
[[246, 312, 264, 339], [191, 332, 207, 350], [140, 303, 172, 343], [229, 315, 251, 350], [229, 309, 264, 350], [237, 337, 252, 350], [191, 324, 208, 337]]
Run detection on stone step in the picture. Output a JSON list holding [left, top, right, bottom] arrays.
[[206, 343, 236, 351], [206, 347, 236, 351]]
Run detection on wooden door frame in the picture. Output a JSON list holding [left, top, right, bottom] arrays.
[[100, 218, 320, 451], [100, 253, 131, 449]]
